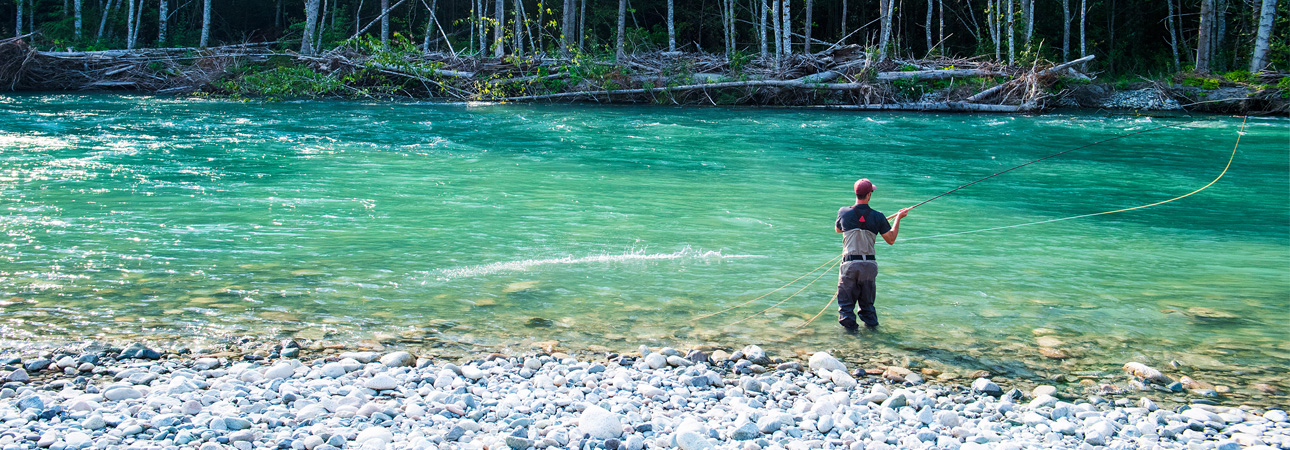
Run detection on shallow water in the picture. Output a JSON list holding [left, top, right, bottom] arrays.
[[2, 95, 1287, 397]]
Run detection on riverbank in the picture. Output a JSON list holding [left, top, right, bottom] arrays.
[[1, 37, 1285, 114], [2, 339, 1287, 450]]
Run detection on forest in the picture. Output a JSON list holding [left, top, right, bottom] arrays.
[[1, 0, 1286, 110]]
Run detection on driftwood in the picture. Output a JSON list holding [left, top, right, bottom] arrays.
[[877, 69, 998, 81], [817, 102, 1022, 112], [967, 55, 1095, 103], [498, 76, 875, 102]]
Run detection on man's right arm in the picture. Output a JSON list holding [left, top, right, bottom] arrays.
[[880, 208, 910, 245]]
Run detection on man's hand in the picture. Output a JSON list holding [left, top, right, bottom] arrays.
[[896, 208, 910, 219]]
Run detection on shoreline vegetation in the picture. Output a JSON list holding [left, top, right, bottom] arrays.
[[1, 338, 1287, 450], [1, 35, 1288, 114]]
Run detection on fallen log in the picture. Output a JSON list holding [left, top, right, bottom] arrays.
[[816, 102, 1022, 112], [498, 75, 871, 102], [876, 69, 998, 81], [967, 55, 1094, 103]]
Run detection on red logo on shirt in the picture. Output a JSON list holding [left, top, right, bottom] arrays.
[[860, 216, 866, 223]]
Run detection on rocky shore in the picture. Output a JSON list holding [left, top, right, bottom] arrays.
[[2, 340, 1287, 450]]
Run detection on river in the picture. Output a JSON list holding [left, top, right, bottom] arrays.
[[2, 94, 1287, 404]]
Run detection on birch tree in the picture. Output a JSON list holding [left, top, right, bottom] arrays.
[[98, 0, 117, 39], [1250, 0, 1278, 72], [74, 0, 82, 38], [1079, 0, 1086, 57], [200, 0, 212, 47], [1197, 0, 1214, 72], [512, 0, 522, 55], [878, 0, 893, 58], [667, 0, 675, 51], [158, 0, 167, 42], [804, 0, 813, 53], [126, 0, 135, 48], [772, 0, 781, 59], [781, 0, 790, 55], [1006, 0, 1014, 63], [561, 0, 574, 56], [1062, 0, 1070, 60], [925, 0, 933, 53], [1166, 0, 1180, 71], [759, 0, 768, 57], [302, 0, 320, 54], [615, 0, 626, 59], [493, 0, 503, 56], [381, 0, 390, 49], [16, 0, 23, 36]]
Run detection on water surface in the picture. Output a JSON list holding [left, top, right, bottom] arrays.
[[2, 95, 1287, 402]]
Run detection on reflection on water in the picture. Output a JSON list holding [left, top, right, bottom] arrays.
[[1, 95, 1288, 404]]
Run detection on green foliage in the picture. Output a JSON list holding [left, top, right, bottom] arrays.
[[216, 66, 346, 99], [1182, 75, 1221, 90], [728, 50, 753, 76], [1222, 70, 1251, 84]]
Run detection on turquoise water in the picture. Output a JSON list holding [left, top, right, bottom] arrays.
[[2, 95, 1287, 398]]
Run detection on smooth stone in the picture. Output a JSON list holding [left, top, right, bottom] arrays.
[[194, 358, 221, 370], [731, 422, 759, 441], [675, 431, 715, 450], [808, 352, 846, 373], [971, 378, 1002, 395], [321, 363, 347, 378], [65, 432, 92, 449], [379, 352, 415, 368], [756, 416, 781, 433], [83, 415, 106, 430], [741, 345, 772, 365], [229, 430, 255, 442], [264, 362, 295, 380], [6, 369, 29, 382], [366, 374, 400, 390], [356, 427, 394, 445], [1264, 410, 1288, 422], [224, 417, 253, 430], [666, 355, 693, 367], [17, 395, 43, 411], [461, 366, 485, 380], [643, 353, 667, 369], [579, 404, 623, 439], [103, 386, 143, 401], [1032, 385, 1057, 397], [504, 436, 533, 449], [340, 352, 379, 363], [301, 436, 325, 450], [936, 410, 961, 427]]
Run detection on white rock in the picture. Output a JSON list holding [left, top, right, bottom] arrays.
[[321, 363, 347, 378], [65, 431, 92, 449], [6, 368, 30, 382], [666, 355, 693, 367], [340, 352, 380, 363], [103, 386, 143, 401], [579, 404, 623, 439], [1123, 362, 1171, 384], [675, 431, 715, 450], [379, 352, 415, 367], [366, 374, 400, 390], [808, 352, 846, 373], [264, 362, 296, 380], [461, 366, 485, 380], [356, 427, 394, 445], [1264, 410, 1288, 423], [644, 353, 667, 369], [936, 410, 961, 427], [193, 358, 221, 370], [830, 371, 858, 388]]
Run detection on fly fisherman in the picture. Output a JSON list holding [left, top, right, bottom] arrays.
[[834, 178, 909, 332]]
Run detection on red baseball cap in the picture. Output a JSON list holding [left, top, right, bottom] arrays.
[[854, 179, 874, 198]]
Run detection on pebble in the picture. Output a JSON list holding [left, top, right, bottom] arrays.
[[365, 374, 400, 390], [379, 351, 415, 367], [579, 404, 623, 439], [5, 368, 29, 382]]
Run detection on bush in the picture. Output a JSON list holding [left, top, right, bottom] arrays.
[[1223, 70, 1251, 83]]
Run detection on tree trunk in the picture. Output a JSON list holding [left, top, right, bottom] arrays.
[[615, 0, 626, 59], [925, 0, 932, 53], [200, 0, 211, 47], [578, 0, 586, 50], [1024, 0, 1033, 42], [97, 0, 115, 39], [1165, 0, 1180, 71], [1250, 0, 1277, 72], [1197, 0, 1214, 72], [1006, 0, 1014, 63], [841, 0, 847, 44], [158, 0, 167, 42], [1079, 0, 1086, 57], [781, 0, 790, 55], [127, 0, 135, 48], [938, 0, 943, 48], [1214, 0, 1227, 71], [302, 0, 320, 54], [1062, 0, 1070, 60], [759, 0, 768, 56], [381, 0, 390, 49], [512, 0, 522, 55], [560, 0, 573, 56], [728, 0, 736, 55], [878, 0, 892, 58], [422, 0, 433, 52], [990, 0, 1000, 60], [75, 0, 83, 38], [804, 0, 812, 53], [276, 0, 282, 28], [16, 0, 23, 36], [666, 0, 675, 51], [493, 0, 503, 56], [771, 0, 781, 58], [315, 0, 327, 46]]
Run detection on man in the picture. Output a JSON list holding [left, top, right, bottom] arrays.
[[834, 178, 909, 331]]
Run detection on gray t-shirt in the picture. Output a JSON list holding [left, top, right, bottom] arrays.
[[836, 204, 892, 256]]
